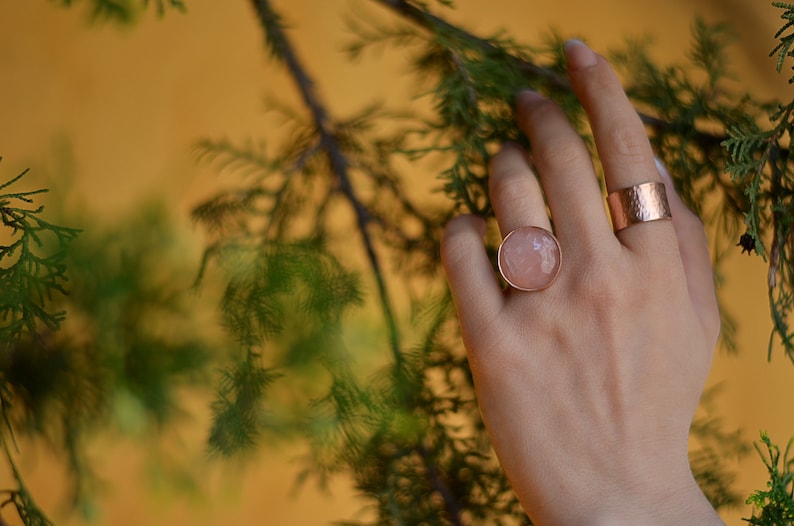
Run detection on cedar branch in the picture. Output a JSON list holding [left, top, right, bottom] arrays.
[[249, 0, 403, 367], [372, 0, 731, 149]]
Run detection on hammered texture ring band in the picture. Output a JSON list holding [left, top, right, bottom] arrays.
[[606, 181, 672, 232]]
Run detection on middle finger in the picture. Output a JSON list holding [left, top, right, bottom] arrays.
[[515, 90, 616, 251]]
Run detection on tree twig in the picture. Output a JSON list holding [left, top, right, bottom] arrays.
[[372, 0, 732, 149], [249, 0, 403, 367], [248, 3, 472, 521]]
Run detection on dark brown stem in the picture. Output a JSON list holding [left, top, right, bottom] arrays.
[[248, 3, 471, 521], [248, 0, 403, 367], [371, 0, 732, 149], [418, 444, 464, 526], [765, 115, 794, 358]]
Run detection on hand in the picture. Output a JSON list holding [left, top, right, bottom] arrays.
[[441, 40, 724, 525]]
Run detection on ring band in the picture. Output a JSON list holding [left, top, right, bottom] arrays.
[[497, 226, 562, 292], [606, 181, 672, 232]]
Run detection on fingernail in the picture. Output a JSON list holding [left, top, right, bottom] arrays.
[[654, 157, 671, 181], [500, 141, 523, 152], [515, 89, 544, 111], [564, 39, 598, 70], [655, 157, 682, 205]]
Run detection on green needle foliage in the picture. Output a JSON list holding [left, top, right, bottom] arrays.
[[722, 2, 794, 358], [0, 160, 77, 525], [0, 161, 80, 351], [196, 1, 776, 523], [8, 0, 794, 524], [196, 0, 794, 523], [1, 188, 215, 523], [745, 433, 794, 525], [47, 0, 185, 24]]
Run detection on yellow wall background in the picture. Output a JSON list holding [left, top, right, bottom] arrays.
[[0, 1, 792, 525]]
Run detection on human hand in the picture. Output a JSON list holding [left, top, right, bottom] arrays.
[[441, 40, 724, 525]]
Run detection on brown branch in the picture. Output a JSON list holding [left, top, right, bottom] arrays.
[[371, 0, 732, 149], [417, 444, 464, 526], [248, 3, 474, 521], [766, 128, 794, 358], [248, 0, 403, 364]]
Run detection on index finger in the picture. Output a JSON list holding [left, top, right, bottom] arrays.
[[441, 215, 504, 340]]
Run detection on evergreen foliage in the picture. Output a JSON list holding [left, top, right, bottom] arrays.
[[195, 0, 770, 522], [0, 161, 79, 352], [5, 0, 794, 524], [0, 160, 71, 525], [195, 0, 794, 522], [745, 433, 794, 525], [0, 193, 214, 524], [721, 4, 794, 359], [48, 0, 185, 24]]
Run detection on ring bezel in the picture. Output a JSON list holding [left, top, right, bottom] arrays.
[[497, 226, 562, 292]]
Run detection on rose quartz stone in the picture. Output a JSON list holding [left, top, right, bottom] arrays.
[[498, 227, 561, 291]]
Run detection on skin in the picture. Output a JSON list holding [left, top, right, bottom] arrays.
[[440, 40, 725, 525]]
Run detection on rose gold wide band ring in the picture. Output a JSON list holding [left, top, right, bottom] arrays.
[[606, 181, 672, 232], [497, 226, 562, 292]]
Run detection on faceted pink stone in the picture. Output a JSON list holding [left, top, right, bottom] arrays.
[[498, 227, 561, 291]]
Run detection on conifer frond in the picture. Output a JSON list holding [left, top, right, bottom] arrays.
[[49, 0, 186, 23], [30, 0, 794, 522], [194, 138, 277, 180], [718, 6, 794, 358], [0, 165, 80, 351], [204, 238, 365, 458], [0, 492, 54, 526], [772, 2, 794, 82], [195, 2, 764, 523], [208, 356, 280, 457], [0, 163, 78, 526], [344, 8, 423, 60], [689, 16, 734, 88], [744, 432, 794, 525], [213, 240, 363, 348], [142, 0, 186, 15], [603, 16, 794, 358], [1, 199, 221, 523], [414, 0, 455, 8], [1, 440, 55, 526]]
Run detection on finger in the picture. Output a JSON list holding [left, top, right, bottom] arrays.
[[489, 143, 552, 237], [441, 215, 504, 336], [656, 160, 720, 343], [514, 90, 614, 250], [565, 40, 674, 250], [565, 40, 659, 193]]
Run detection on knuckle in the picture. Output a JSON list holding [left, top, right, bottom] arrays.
[[531, 142, 591, 174], [602, 124, 650, 162], [569, 252, 627, 308], [524, 96, 559, 121], [489, 163, 527, 194], [489, 149, 530, 189]]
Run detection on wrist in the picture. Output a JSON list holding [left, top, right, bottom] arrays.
[[520, 461, 724, 526], [584, 473, 724, 526]]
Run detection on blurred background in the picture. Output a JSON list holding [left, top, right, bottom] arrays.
[[0, 0, 792, 524]]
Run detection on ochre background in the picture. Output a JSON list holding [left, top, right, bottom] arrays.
[[0, 1, 792, 524]]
